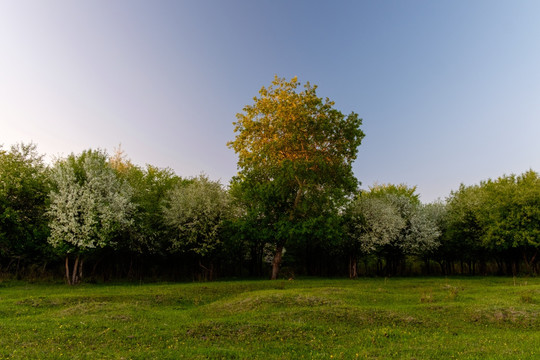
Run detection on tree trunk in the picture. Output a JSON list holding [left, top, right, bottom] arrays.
[[436, 260, 443, 275], [71, 254, 80, 285], [41, 261, 48, 276], [349, 255, 358, 279], [15, 258, 21, 279], [91, 258, 101, 278], [271, 244, 284, 280], [5, 259, 15, 273], [198, 260, 215, 281], [523, 249, 538, 275], [69, 254, 84, 285], [78, 258, 84, 282], [65, 256, 71, 285], [128, 255, 134, 279]]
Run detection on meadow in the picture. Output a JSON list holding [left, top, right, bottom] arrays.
[[0, 277, 538, 359]]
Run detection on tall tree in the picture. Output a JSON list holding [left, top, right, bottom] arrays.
[[228, 76, 364, 279], [48, 149, 134, 285]]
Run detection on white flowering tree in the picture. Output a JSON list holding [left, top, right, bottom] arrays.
[[48, 150, 133, 285], [345, 195, 404, 278], [379, 193, 441, 274], [163, 175, 231, 280], [346, 184, 442, 276], [402, 202, 443, 256]]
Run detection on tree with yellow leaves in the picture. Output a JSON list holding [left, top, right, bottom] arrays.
[[228, 76, 364, 279]]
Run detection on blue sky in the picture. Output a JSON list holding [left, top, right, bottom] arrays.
[[1, 0, 539, 202]]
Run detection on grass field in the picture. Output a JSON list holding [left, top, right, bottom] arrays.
[[0, 277, 538, 359]]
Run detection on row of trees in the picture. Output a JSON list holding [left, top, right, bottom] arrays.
[[1, 77, 539, 283], [1, 142, 539, 282]]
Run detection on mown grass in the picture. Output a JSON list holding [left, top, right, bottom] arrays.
[[0, 277, 538, 359]]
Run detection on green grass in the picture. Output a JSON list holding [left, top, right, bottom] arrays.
[[0, 277, 538, 359]]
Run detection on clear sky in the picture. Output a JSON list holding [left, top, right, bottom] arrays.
[[1, 0, 539, 202]]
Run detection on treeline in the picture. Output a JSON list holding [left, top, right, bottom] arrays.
[[1, 142, 539, 283]]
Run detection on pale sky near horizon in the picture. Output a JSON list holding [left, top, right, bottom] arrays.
[[1, 0, 540, 202]]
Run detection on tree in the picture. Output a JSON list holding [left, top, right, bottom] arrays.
[[344, 193, 404, 278], [479, 171, 540, 274], [110, 147, 180, 255], [401, 203, 442, 257], [419, 201, 447, 273], [48, 149, 134, 285], [0, 143, 50, 274], [443, 184, 485, 274], [364, 184, 440, 275], [163, 175, 231, 280], [227, 181, 272, 277], [108, 147, 182, 278], [511, 171, 540, 273], [228, 76, 364, 279]]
